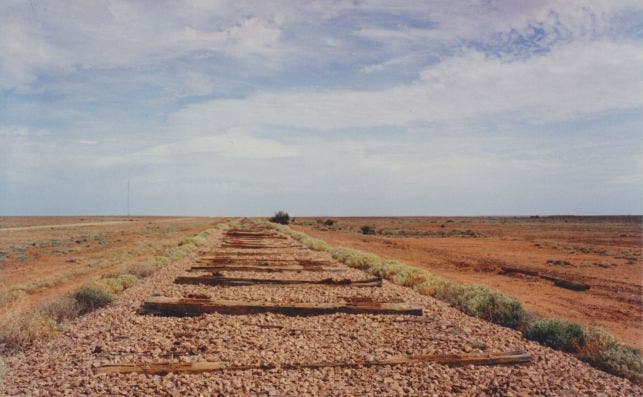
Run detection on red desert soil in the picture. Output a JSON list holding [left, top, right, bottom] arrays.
[[1, 224, 639, 395], [292, 216, 643, 348], [0, 216, 223, 319]]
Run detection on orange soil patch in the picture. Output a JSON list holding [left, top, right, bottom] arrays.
[[0, 217, 224, 319], [293, 216, 643, 348]]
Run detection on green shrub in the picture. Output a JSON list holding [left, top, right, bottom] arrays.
[[523, 319, 586, 353], [74, 287, 112, 314], [180, 235, 206, 247], [360, 225, 376, 235], [269, 211, 290, 225], [457, 286, 526, 329], [579, 327, 642, 383], [301, 237, 332, 252], [97, 274, 139, 294], [323, 219, 335, 227]]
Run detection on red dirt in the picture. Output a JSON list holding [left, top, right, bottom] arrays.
[[293, 216, 643, 348], [0, 217, 223, 319]]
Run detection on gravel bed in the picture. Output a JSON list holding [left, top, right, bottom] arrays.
[[1, 229, 640, 396]]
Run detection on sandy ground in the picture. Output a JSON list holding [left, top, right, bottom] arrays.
[[0, 217, 222, 320], [1, 224, 639, 396], [0, 217, 201, 232], [291, 217, 642, 348]]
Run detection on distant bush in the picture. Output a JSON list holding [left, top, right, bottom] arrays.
[[523, 319, 585, 353], [323, 219, 335, 227], [360, 225, 376, 235], [269, 211, 290, 225], [74, 287, 112, 315]]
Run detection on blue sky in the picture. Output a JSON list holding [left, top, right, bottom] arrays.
[[1, 0, 641, 216]]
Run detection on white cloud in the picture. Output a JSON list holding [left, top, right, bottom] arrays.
[[169, 40, 643, 130], [140, 133, 300, 159], [3, 0, 640, 91], [357, 0, 642, 47], [0, 0, 291, 89]]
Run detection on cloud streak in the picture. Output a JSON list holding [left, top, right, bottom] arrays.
[[170, 40, 642, 130]]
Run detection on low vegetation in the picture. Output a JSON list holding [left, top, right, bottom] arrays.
[[73, 286, 113, 314], [360, 225, 376, 235], [0, 225, 221, 351], [524, 318, 585, 353], [269, 211, 290, 225], [579, 327, 642, 382], [262, 221, 642, 383], [0, 356, 6, 386]]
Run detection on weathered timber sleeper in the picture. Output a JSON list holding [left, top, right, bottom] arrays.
[[174, 275, 382, 287], [190, 265, 342, 273], [140, 296, 423, 316], [95, 350, 532, 375]]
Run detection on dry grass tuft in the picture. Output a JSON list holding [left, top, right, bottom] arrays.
[[0, 311, 57, 349], [95, 274, 139, 295], [0, 356, 6, 387]]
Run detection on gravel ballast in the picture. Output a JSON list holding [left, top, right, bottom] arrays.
[[2, 227, 640, 396]]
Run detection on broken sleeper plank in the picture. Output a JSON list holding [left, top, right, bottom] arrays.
[[140, 296, 423, 316], [95, 350, 531, 375], [190, 265, 342, 273], [174, 275, 382, 287]]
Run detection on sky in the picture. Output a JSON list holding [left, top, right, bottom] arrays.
[[0, 0, 642, 216]]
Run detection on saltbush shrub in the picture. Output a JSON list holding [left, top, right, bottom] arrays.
[[457, 286, 526, 329], [180, 235, 206, 247], [97, 274, 139, 294], [579, 327, 642, 383], [523, 318, 586, 353], [41, 295, 81, 322], [269, 211, 290, 225], [74, 287, 112, 314]]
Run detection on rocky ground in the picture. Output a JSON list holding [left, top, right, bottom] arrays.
[[1, 225, 640, 396]]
